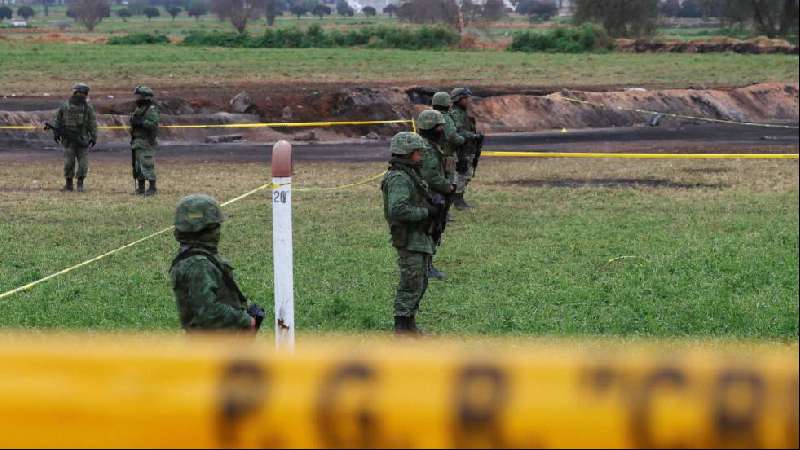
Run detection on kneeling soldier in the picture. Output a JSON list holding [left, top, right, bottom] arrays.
[[170, 194, 265, 332], [382, 132, 440, 335]]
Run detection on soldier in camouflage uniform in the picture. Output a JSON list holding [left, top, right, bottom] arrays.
[[130, 86, 160, 196], [170, 194, 266, 332], [431, 92, 464, 189], [449, 87, 484, 210], [53, 83, 97, 193], [382, 132, 440, 335], [417, 109, 455, 281]]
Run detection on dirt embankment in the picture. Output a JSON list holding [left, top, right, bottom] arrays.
[[1, 82, 797, 145], [616, 37, 799, 54]]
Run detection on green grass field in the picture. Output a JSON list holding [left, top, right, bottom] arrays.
[[1, 39, 797, 94], [1, 156, 797, 339]]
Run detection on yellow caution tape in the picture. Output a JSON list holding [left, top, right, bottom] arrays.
[[561, 96, 800, 130], [0, 335, 796, 449], [0, 173, 384, 302], [0, 119, 414, 131], [484, 151, 800, 159]]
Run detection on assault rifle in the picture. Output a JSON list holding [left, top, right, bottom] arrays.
[[43, 122, 63, 144], [428, 193, 448, 247], [472, 133, 484, 177], [247, 303, 266, 330]]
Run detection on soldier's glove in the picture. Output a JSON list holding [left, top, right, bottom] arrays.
[[425, 202, 441, 219], [88, 139, 96, 148], [247, 303, 266, 330]]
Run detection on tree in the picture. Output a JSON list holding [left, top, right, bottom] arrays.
[[116, 6, 132, 20], [289, 3, 307, 17], [70, 0, 110, 31], [187, 0, 208, 20], [362, 5, 376, 16], [677, 0, 704, 17], [166, 5, 181, 19], [574, 0, 658, 37], [482, 0, 506, 20], [397, 0, 459, 28], [336, 0, 353, 16], [312, 3, 330, 18], [658, 0, 681, 16], [721, 0, 799, 37], [383, 3, 397, 17], [516, 0, 558, 21], [0, 5, 13, 20], [265, 0, 286, 26], [143, 6, 160, 20], [17, 5, 35, 19], [211, 0, 264, 32]]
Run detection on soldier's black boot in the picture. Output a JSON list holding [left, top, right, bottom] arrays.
[[76, 177, 85, 193], [428, 261, 447, 281], [394, 316, 413, 335], [453, 193, 472, 210], [144, 180, 157, 197], [135, 179, 146, 195], [61, 178, 73, 192]]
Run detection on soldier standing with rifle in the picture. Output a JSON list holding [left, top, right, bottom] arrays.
[[382, 132, 442, 335], [448, 87, 484, 210], [130, 86, 160, 196], [431, 91, 464, 222], [49, 83, 97, 193], [417, 109, 454, 281], [170, 194, 266, 333]]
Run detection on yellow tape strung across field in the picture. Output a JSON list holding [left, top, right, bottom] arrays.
[[0, 335, 796, 449], [0, 119, 414, 131], [561, 95, 800, 130], [0, 173, 384, 301], [484, 151, 800, 159]]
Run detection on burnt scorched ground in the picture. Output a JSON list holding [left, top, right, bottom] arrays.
[[1, 123, 797, 165]]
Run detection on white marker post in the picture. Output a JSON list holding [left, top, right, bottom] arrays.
[[271, 140, 294, 350]]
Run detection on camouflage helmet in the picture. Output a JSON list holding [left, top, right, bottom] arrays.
[[72, 83, 90, 95], [450, 87, 473, 102], [417, 109, 446, 131], [134, 85, 154, 97], [390, 132, 425, 156], [431, 92, 451, 108], [174, 194, 225, 233]]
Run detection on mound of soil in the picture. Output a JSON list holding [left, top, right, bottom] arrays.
[[616, 36, 799, 54]]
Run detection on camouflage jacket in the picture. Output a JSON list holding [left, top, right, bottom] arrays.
[[448, 105, 480, 152], [441, 112, 465, 158], [420, 138, 451, 195], [54, 98, 97, 147], [130, 102, 159, 145], [381, 161, 434, 255], [170, 245, 253, 332]]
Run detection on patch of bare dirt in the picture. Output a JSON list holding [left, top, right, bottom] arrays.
[[616, 36, 799, 54]]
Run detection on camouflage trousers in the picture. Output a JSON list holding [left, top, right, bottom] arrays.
[[132, 140, 157, 181], [455, 153, 474, 194], [63, 145, 89, 179], [394, 249, 431, 317]]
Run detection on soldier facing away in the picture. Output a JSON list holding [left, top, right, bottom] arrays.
[[417, 109, 455, 281], [130, 86, 160, 196], [448, 87, 484, 210], [382, 132, 441, 335], [52, 83, 97, 193], [170, 194, 266, 332], [431, 91, 465, 192]]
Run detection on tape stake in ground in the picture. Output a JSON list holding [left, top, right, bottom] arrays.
[[0, 336, 796, 449]]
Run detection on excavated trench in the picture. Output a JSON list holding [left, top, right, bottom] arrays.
[[0, 82, 797, 148]]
